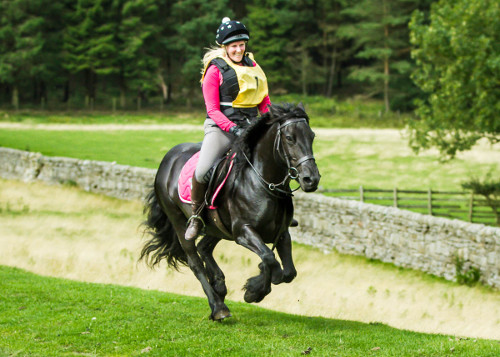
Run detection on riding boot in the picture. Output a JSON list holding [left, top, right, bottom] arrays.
[[185, 177, 208, 241], [290, 218, 299, 227]]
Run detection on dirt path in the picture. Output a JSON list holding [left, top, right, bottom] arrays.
[[0, 121, 405, 136], [1, 179, 499, 340]]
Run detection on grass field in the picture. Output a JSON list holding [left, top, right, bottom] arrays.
[[1, 179, 500, 345], [2, 265, 500, 356], [0, 123, 498, 192]]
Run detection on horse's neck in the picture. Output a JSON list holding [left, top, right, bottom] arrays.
[[251, 124, 288, 183]]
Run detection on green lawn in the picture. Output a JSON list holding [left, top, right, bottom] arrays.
[[1, 266, 499, 356], [1, 126, 498, 192]]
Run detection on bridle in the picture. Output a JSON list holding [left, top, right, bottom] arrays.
[[241, 117, 315, 197]]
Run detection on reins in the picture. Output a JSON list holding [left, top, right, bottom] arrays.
[[241, 117, 315, 198]]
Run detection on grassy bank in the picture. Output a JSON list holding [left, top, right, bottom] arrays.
[[1, 265, 499, 356]]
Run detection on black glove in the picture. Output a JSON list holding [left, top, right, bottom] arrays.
[[229, 126, 243, 137]]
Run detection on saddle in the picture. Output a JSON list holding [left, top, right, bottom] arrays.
[[178, 151, 236, 210]]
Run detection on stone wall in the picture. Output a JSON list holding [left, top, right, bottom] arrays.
[[0, 147, 154, 200], [1, 147, 499, 288]]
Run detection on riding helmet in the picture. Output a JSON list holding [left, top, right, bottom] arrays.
[[215, 17, 249, 46]]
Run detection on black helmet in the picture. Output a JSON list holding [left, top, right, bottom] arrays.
[[215, 17, 249, 46]]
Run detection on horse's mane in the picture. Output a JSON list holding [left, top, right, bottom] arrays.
[[231, 103, 309, 174]]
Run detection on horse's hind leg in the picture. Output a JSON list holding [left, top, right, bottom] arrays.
[[197, 235, 227, 299], [275, 231, 297, 284], [166, 206, 231, 321]]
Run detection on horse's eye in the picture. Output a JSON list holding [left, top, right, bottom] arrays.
[[285, 135, 293, 142]]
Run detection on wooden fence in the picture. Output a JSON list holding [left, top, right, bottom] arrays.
[[319, 187, 499, 226]]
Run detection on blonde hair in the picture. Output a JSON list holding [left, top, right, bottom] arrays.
[[200, 46, 227, 83]]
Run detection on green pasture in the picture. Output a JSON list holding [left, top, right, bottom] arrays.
[[0, 125, 498, 192], [1, 266, 499, 356]]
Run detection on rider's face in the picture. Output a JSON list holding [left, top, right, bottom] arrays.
[[225, 41, 246, 64]]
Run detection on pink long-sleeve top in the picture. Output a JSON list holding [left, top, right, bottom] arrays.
[[202, 64, 271, 132]]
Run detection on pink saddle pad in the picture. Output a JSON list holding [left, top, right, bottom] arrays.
[[178, 151, 236, 209]]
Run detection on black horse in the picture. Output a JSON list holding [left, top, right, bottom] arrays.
[[139, 103, 321, 320]]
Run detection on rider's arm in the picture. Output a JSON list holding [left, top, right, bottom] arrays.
[[258, 95, 271, 114], [202, 65, 237, 132]]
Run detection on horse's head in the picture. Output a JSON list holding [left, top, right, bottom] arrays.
[[271, 103, 321, 192]]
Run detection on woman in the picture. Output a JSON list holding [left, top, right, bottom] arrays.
[[185, 17, 271, 241]]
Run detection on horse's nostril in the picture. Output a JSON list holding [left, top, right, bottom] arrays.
[[303, 177, 312, 184]]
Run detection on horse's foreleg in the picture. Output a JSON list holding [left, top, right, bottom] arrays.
[[275, 231, 297, 284], [197, 235, 227, 299], [235, 225, 283, 303]]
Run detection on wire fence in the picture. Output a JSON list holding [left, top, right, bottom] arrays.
[[319, 186, 499, 227]]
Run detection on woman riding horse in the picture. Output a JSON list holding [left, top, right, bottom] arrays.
[[139, 18, 321, 321], [186, 17, 272, 241]]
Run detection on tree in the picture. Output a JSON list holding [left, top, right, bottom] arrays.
[[170, 0, 231, 108], [0, 0, 49, 107], [316, 0, 353, 97], [339, 0, 429, 112], [462, 177, 500, 226], [246, 0, 295, 93], [409, 0, 500, 159]]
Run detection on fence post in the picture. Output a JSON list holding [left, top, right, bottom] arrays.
[[468, 191, 474, 222], [359, 185, 364, 203], [427, 188, 432, 215], [112, 98, 117, 113], [393, 187, 398, 207]]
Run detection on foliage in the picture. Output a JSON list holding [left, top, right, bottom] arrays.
[[2, 266, 499, 356], [462, 175, 500, 225], [454, 256, 481, 287], [409, 0, 500, 159]]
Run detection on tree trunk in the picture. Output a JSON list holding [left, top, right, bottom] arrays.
[[62, 80, 70, 103], [301, 48, 308, 96], [384, 55, 390, 113], [326, 47, 338, 97], [12, 85, 19, 109], [383, 1, 390, 113]]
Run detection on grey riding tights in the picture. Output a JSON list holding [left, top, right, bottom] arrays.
[[194, 118, 234, 183]]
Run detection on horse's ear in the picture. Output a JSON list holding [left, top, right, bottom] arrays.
[[297, 102, 305, 112]]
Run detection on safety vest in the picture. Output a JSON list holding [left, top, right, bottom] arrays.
[[205, 53, 268, 126]]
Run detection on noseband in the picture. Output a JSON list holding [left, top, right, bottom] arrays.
[[242, 117, 315, 197]]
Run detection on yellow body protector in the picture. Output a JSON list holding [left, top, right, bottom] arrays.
[[202, 53, 268, 123]]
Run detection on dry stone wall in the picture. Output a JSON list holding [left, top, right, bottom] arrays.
[[1, 147, 499, 288]]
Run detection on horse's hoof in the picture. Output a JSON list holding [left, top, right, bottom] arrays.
[[212, 309, 232, 321], [271, 270, 284, 285], [244, 288, 269, 303], [244, 289, 259, 303]]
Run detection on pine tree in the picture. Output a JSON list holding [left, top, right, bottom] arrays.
[[339, 0, 430, 112], [170, 0, 231, 108], [0, 0, 50, 107]]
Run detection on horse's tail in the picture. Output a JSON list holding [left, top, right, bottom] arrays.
[[139, 188, 188, 270]]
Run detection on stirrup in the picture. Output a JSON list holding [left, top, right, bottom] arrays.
[[186, 214, 206, 227]]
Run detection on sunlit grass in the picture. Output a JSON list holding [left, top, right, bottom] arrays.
[[1, 127, 499, 192]]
